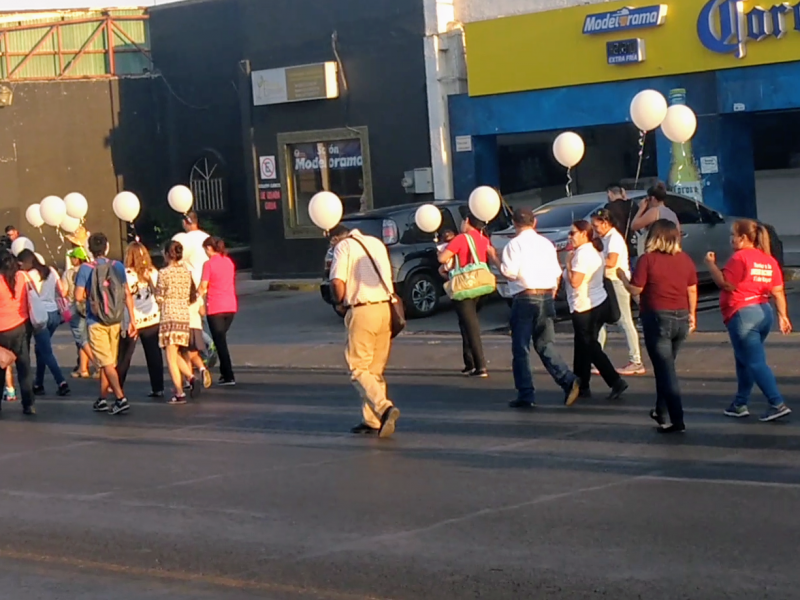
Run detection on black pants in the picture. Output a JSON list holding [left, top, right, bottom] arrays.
[[117, 324, 164, 393], [571, 301, 621, 391], [454, 298, 485, 371], [207, 313, 235, 381], [0, 322, 34, 409]]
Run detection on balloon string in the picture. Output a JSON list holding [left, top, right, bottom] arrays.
[[37, 227, 57, 264], [634, 130, 646, 190], [565, 167, 572, 198]]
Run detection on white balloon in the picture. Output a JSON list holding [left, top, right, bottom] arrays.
[[168, 185, 194, 214], [25, 204, 44, 228], [60, 215, 81, 233], [40, 196, 67, 227], [630, 89, 668, 131], [64, 192, 88, 219], [112, 191, 141, 222], [552, 132, 585, 168], [660, 104, 697, 143], [34, 252, 46, 265], [308, 191, 343, 231], [11, 237, 34, 256], [415, 204, 442, 233], [468, 186, 501, 223]]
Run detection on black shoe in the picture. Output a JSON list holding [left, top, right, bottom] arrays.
[[33, 385, 45, 396], [650, 409, 666, 427], [461, 367, 474, 376], [110, 398, 130, 415], [218, 378, 236, 387], [564, 378, 581, 407], [350, 423, 378, 435], [509, 398, 534, 409], [578, 389, 593, 399], [22, 405, 36, 416], [657, 423, 685, 434], [93, 398, 109, 412], [378, 406, 400, 439], [148, 391, 164, 398], [469, 369, 489, 379], [57, 383, 71, 397], [190, 377, 202, 399], [606, 379, 629, 401]]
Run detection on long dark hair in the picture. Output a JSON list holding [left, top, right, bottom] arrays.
[[0, 249, 19, 298], [18, 249, 49, 281], [163, 240, 196, 303], [202, 236, 227, 256], [572, 220, 604, 252]]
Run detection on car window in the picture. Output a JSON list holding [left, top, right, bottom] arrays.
[[457, 204, 513, 234], [664, 195, 702, 225], [339, 218, 384, 238], [400, 207, 458, 245], [529, 203, 599, 229]]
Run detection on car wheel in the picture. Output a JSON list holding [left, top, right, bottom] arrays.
[[403, 272, 439, 318]]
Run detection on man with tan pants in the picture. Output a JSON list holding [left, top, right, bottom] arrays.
[[329, 224, 401, 438]]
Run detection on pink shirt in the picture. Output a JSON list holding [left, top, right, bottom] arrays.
[[201, 254, 238, 315], [0, 272, 28, 332]]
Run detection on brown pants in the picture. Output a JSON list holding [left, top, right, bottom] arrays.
[[345, 303, 393, 428]]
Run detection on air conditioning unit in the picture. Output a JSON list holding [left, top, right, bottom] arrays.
[[0, 85, 13, 107]]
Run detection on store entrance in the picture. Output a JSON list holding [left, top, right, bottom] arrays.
[[496, 124, 658, 209]]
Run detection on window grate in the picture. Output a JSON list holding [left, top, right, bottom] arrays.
[[190, 157, 226, 212]]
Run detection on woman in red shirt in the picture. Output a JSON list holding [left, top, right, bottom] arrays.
[[437, 213, 499, 378], [0, 250, 35, 414], [199, 237, 238, 386], [706, 219, 792, 422]]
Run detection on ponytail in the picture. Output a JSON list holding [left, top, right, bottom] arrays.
[[733, 219, 772, 257], [755, 225, 772, 256]]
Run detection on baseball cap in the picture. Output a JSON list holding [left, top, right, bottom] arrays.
[[67, 247, 88, 261]]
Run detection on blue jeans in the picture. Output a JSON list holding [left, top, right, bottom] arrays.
[[511, 294, 575, 402], [34, 310, 66, 387], [69, 310, 88, 349], [727, 303, 784, 408], [642, 310, 689, 426]]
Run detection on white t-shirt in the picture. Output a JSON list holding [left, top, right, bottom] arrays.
[[601, 228, 630, 280], [500, 228, 562, 296], [189, 297, 203, 330], [27, 268, 60, 313], [565, 243, 607, 314], [173, 229, 210, 287], [126, 268, 160, 329]]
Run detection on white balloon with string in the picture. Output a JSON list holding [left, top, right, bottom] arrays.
[[40, 196, 67, 227], [308, 191, 343, 232], [629, 90, 668, 188], [660, 104, 697, 143], [415, 204, 442, 233], [168, 185, 194, 214], [468, 187, 501, 223], [64, 192, 88, 220], [26, 204, 44, 228], [552, 132, 585, 197], [113, 191, 141, 222]]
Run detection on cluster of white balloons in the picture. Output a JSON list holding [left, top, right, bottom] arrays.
[[22, 193, 90, 257], [630, 89, 697, 143], [414, 186, 501, 235]]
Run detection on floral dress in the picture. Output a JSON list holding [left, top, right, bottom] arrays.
[[156, 263, 192, 348]]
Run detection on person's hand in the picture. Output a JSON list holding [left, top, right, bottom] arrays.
[[688, 313, 697, 333], [565, 250, 574, 267], [334, 304, 347, 317], [616, 268, 627, 281], [128, 323, 138, 339], [704, 251, 716, 265], [779, 314, 793, 335]]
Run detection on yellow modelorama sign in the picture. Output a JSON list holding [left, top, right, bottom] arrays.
[[465, 0, 800, 96]]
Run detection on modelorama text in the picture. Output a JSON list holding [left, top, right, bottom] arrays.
[[293, 145, 363, 172], [583, 5, 667, 34]]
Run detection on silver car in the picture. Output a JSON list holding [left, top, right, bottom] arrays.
[[491, 190, 783, 300]]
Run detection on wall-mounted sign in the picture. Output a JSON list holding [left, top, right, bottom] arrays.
[[259, 155, 276, 180], [455, 135, 473, 152], [700, 156, 719, 174], [292, 140, 363, 172], [252, 62, 339, 106], [583, 5, 667, 35], [606, 38, 646, 64]]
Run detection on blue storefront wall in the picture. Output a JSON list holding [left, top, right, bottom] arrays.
[[450, 61, 800, 218]]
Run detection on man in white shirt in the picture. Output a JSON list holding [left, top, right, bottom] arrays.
[[172, 211, 209, 287], [329, 224, 401, 439], [501, 208, 580, 408], [592, 209, 645, 375]]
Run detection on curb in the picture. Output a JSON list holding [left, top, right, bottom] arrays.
[[266, 281, 320, 292]]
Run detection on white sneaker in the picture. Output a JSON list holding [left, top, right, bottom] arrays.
[[617, 362, 646, 376]]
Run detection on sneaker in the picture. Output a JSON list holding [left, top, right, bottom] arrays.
[[590, 367, 600, 376], [460, 367, 474, 376], [33, 385, 45, 396], [760, 404, 792, 422], [617, 362, 646, 376], [201, 368, 212, 389], [57, 382, 71, 397], [22, 405, 36, 416], [147, 390, 164, 398], [218, 378, 236, 387], [724, 403, 750, 418], [183, 381, 191, 391], [650, 409, 667, 427], [564, 378, 581, 407], [469, 369, 489, 379], [168, 395, 187, 405], [378, 406, 400, 439], [350, 423, 378, 435], [190, 376, 202, 399], [93, 398, 109, 412], [110, 398, 130, 415], [3, 386, 16, 402], [606, 379, 629, 401], [656, 423, 685, 434], [509, 398, 534, 409]]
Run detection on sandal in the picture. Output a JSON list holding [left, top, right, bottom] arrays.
[[71, 371, 92, 379], [168, 395, 187, 405]]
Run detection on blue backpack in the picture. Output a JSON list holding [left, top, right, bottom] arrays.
[[87, 260, 126, 325]]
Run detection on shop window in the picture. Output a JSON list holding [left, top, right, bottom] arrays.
[[277, 127, 372, 238]]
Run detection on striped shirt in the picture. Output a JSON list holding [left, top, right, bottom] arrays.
[[330, 230, 394, 307]]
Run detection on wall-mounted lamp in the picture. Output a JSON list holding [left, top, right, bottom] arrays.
[[0, 85, 13, 107]]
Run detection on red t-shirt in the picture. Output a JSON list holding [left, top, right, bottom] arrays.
[[720, 248, 783, 324], [631, 251, 698, 312], [201, 255, 238, 315], [0, 272, 28, 332], [446, 230, 490, 267]]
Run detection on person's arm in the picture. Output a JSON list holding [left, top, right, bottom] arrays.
[[499, 242, 520, 281], [621, 254, 646, 295], [486, 245, 502, 271], [329, 242, 349, 306], [772, 285, 792, 334], [565, 251, 585, 289], [74, 266, 88, 304], [630, 206, 658, 232], [119, 265, 137, 338], [704, 252, 735, 292], [154, 269, 165, 305], [438, 235, 462, 265], [605, 252, 619, 270], [616, 269, 643, 296], [198, 262, 210, 297], [687, 284, 698, 332]]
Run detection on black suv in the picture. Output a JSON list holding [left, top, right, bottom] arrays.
[[320, 200, 512, 318]]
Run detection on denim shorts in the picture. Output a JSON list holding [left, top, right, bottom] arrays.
[[69, 312, 88, 349]]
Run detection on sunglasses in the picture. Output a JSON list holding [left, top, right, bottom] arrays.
[[568, 230, 578, 237]]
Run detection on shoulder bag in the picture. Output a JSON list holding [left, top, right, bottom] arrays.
[[444, 234, 496, 301], [23, 273, 48, 333], [53, 268, 73, 324], [349, 238, 406, 338], [602, 277, 622, 325]]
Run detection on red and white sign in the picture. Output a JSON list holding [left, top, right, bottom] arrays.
[[259, 155, 276, 180]]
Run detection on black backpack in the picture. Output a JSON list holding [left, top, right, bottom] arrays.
[[88, 260, 126, 325]]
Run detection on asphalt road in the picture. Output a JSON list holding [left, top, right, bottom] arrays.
[[2, 334, 800, 599]]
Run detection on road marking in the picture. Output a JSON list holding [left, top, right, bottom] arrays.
[[0, 440, 97, 463], [641, 475, 800, 490], [0, 549, 393, 600]]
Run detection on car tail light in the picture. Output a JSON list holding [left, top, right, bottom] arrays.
[[382, 219, 398, 245]]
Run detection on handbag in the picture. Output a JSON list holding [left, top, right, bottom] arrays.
[[0, 346, 16, 370], [603, 278, 622, 325], [444, 234, 496, 301], [54, 270, 73, 324], [349, 237, 406, 338], [24, 274, 49, 333]]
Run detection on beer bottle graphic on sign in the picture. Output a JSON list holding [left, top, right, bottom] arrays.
[[667, 88, 703, 203]]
